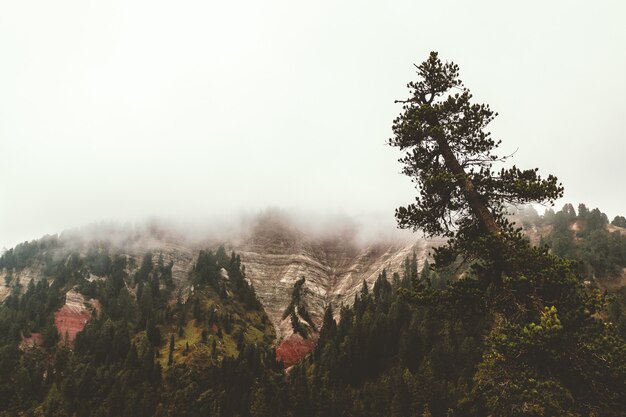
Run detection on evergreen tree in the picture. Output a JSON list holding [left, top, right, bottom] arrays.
[[389, 51, 563, 266], [211, 339, 217, 358], [611, 215, 626, 228], [389, 52, 625, 416], [577, 203, 589, 220], [317, 305, 337, 351], [249, 380, 269, 417], [419, 261, 431, 287], [167, 334, 174, 366], [146, 318, 161, 347]]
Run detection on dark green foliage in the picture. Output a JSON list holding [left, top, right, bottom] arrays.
[[0, 243, 163, 416], [0, 277, 64, 354], [1, 45, 625, 415], [387, 53, 625, 417], [0, 239, 277, 417], [379, 222, 626, 415], [134, 252, 154, 285], [190, 248, 261, 311], [373, 270, 393, 302], [42, 321, 60, 348], [583, 208, 609, 235], [608, 287, 626, 338], [158, 253, 174, 288], [580, 229, 625, 278], [302, 268, 488, 416], [85, 241, 112, 277], [544, 205, 577, 258], [0, 235, 60, 271], [540, 204, 626, 280], [400, 253, 418, 288], [577, 203, 589, 220], [389, 51, 562, 251], [316, 305, 336, 354], [146, 318, 161, 346], [466, 304, 625, 417], [612, 215, 626, 228], [283, 277, 316, 337], [227, 252, 262, 310], [191, 249, 220, 288], [290, 310, 309, 339]]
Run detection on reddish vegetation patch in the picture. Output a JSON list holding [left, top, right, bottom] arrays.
[[19, 332, 43, 350], [276, 334, 318, 368]]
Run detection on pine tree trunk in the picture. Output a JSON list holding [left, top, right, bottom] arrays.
[[435, 137, 501, 236]]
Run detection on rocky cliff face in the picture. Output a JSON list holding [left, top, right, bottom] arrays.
[[54, 288, 100, 345], [232, 214, 442, 365], [0, 266, 42, 301], [1, 216, 439, 362], [129, 218, 439, 367], [65, 217, 440, 344]]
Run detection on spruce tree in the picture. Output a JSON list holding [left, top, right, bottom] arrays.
[[168, 334, 174, 366]]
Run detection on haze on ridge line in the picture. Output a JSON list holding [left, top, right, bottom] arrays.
[[1, 1, 625, 250], [0, 209, 419, 254]]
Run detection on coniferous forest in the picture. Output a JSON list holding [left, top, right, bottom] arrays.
[[0, 53, 625, 417]]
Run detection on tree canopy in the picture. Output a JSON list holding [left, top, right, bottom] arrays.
[[389, 52, 563, 251], [388, 52, 626, 417]]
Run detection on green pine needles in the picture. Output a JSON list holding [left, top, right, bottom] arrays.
[[390, 52, 563, 261]]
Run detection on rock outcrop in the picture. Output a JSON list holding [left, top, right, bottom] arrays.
[[234, 214, 442, 364], [0, 266, 42, 301], [54, 288, 100, 345]]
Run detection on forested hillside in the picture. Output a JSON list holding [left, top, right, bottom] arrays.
[[0, 224, 624, 416], [515, 203, 626, 286], [1, 51, 625, 417], [0, 240, 279, 416]]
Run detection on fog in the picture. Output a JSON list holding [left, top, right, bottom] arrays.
[[2, 1, 626, 250], [50, 208, 417, 253]]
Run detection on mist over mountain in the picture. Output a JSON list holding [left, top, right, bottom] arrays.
[[0, 210, 430, 341], [2, 2, 626, 412], [1, 202, 625, 416]]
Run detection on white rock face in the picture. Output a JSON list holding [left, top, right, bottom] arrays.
[[0, 266, 42, 301], [63, 288, 89, 314], [234, 215, 442, 339], [112, 223, 436, 336]]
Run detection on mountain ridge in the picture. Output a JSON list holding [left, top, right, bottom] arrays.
[[0, 214, 438, 357]]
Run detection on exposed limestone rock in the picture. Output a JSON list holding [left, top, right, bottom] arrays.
[[234, 215, 443, 342], [0, 280, 10, 301], [0, 266, 43, 301]]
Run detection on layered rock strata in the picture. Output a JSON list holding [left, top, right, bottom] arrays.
[[54, 288, 100, 345], [234, 215, 442, 364]]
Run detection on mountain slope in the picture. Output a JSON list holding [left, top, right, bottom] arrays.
[[0, 218, 437, 332]]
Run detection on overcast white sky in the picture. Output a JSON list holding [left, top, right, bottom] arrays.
[[1, 0, 625, 249]]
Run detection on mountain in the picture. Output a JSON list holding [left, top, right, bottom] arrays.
[[4, 205, 626, 366], [1, 207, 625, 416], [0, 213, 440, 365], [235, 212, 440, 365]]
